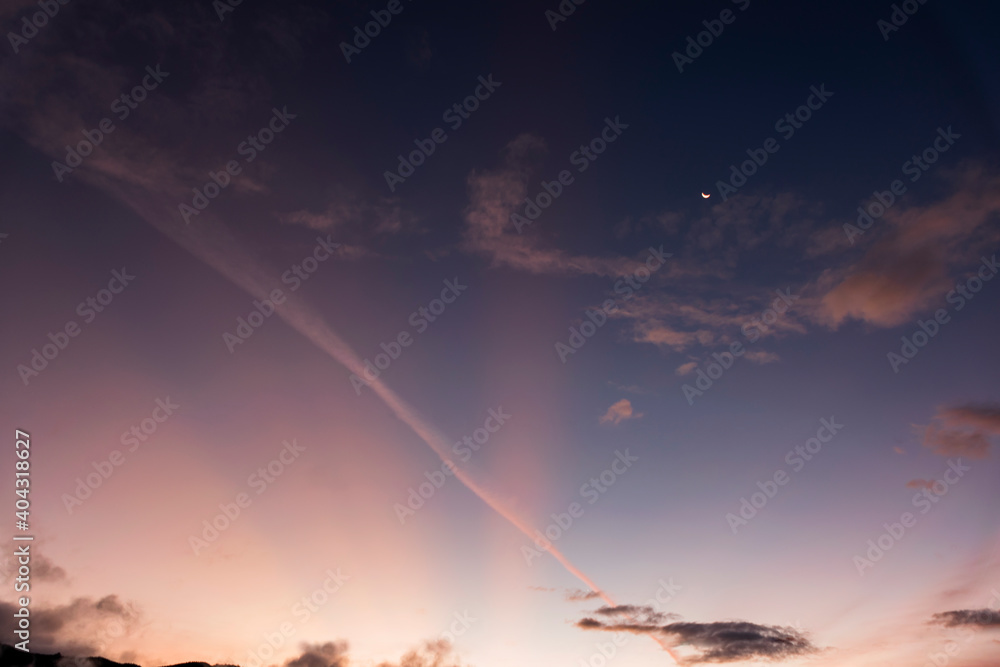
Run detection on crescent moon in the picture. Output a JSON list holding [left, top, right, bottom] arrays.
[[701, 192, 710, 199]]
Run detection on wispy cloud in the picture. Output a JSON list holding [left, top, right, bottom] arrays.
[[919, 403, 1000, 459], [462, 134, 651, 277], [816, 167, 1000, 328]]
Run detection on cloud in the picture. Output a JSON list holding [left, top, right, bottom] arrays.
[[0, 551, 65, 586], [600, 168, 1000, 361], [937, 404, 1000, 433], [592, 604, 674, 625], [462, 141, 998, 367], [374, 639, 466, 667], [462, 134, 645, 277], [817, 167, 1000, 328], [575, 604, 679, 639], [283, 641, 349, 667], [0, 595, 141, 656], [566, 589, 601, 602], [663, 621, 815, 664], [906, 479, 936, 490], [932, 609, 1000, 628], [611, 286, 806, 355], [676, 361, 699, 376], [922, 426, 993, 458], [919, 403, 1000, 459], [599, 399, 642, 425], [818, 245, 953, 328], [33, 554, 68, 583], [279, 185, 418, 237], [744, 349, 781, 365], [576, 611, 816, 664], [0, 0, 405, 257]]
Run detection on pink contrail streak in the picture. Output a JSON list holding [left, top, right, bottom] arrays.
[[83, 180, 683, 664]]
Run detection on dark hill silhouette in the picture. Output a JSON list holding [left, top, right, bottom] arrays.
[[0, 644, 238, 667]]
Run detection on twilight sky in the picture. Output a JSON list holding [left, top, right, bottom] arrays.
[[1, 1, 1000, 666]]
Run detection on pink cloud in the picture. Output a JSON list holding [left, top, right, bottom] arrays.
[[599, 399, 642, 425], [675, 361, 698, 376], [462, 134, 656, 277], [919, 403, 1000, 459], [817, 168, 1000, 328]]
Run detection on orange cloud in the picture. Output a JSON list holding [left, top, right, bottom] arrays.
[[599, 399, 642, 425], [818, 167, 1000, 328], [919, 403, 1000, 459], [675, 361, 699, 376]]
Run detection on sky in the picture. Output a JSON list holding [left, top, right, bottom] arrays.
[[1, 0, 1000, 666]]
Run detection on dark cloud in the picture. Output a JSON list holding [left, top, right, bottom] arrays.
[[592, 604, 675, 625], [0, 551, 66, 585], [0, 595, 140, 656], [577, 613, 816, 664], [33, 554, 68, 583], [661, 621, 816, 663], [932, 609, 1000, 628], [283, 641, 349, 667], [565, 589, 600, 602], [374, 639, 465, 667]]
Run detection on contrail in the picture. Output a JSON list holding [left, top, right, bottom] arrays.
[[89, 179, 681, 664]]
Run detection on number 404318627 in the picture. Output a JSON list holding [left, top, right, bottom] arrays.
[[15, 430, 30, 529]]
